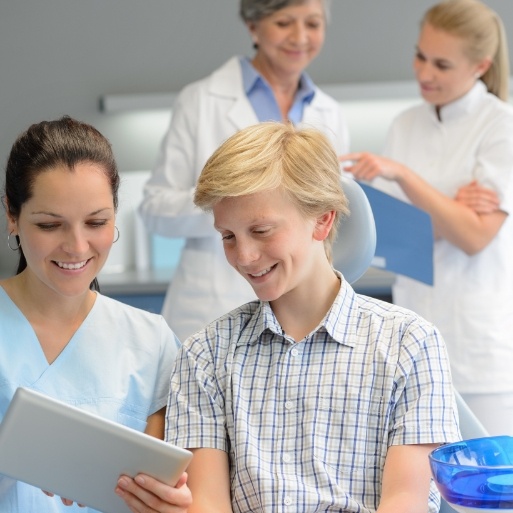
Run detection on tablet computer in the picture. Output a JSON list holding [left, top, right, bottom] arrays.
[[0, 387, 193, 513]]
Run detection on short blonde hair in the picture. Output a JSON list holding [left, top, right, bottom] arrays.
[[194, 122, 349, 262], [423, 0, 510, 100]]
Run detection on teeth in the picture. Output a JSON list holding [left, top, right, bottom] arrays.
[[56, 260, 87, 270], [251, 267, 272, 277]]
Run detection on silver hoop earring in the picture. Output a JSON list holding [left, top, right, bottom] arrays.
[[7, 231, 21, 251], [113, 226, 120, 243]]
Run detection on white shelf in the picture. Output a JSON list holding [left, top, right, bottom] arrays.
[[100, 92, 178, 112], [99, 80, 420, 112], [100, 76, 513, 112]]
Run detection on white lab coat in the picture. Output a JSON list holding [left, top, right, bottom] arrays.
[[139, 56, 350, 342]]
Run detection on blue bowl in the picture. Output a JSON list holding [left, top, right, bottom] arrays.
[[430, 436, 513, 510]]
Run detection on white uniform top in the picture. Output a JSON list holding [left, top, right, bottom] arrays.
[[0, 289, 179, 513], [375, 81, 513, 393], [139, 56, 350, 342]]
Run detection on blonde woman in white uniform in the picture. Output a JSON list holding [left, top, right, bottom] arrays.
[[139, 0, 349, 342], [342, 0, 513, 436]]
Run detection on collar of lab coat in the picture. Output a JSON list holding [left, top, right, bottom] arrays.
[[205, 56, 336, 131]]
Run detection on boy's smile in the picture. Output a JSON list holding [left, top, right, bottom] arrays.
[[213, 187, 322, 304]]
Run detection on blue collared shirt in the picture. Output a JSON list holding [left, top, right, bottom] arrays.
[[239, 56, 315, 124], [166, 272, 460, 513]]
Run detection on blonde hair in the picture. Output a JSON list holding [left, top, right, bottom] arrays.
[[194, 122, 349, 261], [423, 0, 510, 100]]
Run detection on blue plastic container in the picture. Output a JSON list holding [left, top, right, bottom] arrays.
[[430, 436, 513, 511]]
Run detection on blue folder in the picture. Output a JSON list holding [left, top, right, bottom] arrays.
[[359, 182, 434, 285]]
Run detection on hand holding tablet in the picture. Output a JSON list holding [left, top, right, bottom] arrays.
[[0, 387, 193, 513]]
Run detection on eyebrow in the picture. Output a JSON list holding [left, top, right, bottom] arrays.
[[30, 208, 113, 217], [415, 46, 452, 63]]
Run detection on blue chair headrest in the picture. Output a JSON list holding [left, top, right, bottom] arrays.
[[332, 175, 377, 284]]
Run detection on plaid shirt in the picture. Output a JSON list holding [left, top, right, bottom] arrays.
[[166, 274, 460, 512]]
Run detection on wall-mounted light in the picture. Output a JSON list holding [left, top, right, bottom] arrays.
[[98, 81, 421, 113], [99, 77, 513, 113], [99, 93, 177, 113]]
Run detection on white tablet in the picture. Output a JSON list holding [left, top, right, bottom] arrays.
[[0, 387, 193, 513]]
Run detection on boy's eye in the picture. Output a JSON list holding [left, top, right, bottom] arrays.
[[253, 226, 271, 235], [222, 234, 234, 241]]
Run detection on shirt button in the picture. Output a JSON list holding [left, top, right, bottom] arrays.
[[291, 348, 299, 357], [284, 496, 293, 506], [282, 453, 292, 463], [285, 401, 294, 410]]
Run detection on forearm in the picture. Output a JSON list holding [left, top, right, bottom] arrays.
[[187, 448, 233, 513], [144, 408, 165, 439], [377, 444, 436, 513], [376, 492, 431, 513], [396, 166, 503, 254]]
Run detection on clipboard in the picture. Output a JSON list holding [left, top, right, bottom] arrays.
[[359, 182, 434, 285]]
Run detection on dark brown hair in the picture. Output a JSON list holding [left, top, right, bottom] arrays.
[[3, 116, 119, 291]]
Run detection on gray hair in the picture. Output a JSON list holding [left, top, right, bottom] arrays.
[[240, 0, 331, 23]]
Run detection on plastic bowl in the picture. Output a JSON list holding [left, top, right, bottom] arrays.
[[430, 436, 513, 512]]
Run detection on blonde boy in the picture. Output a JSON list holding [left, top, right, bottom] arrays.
[[165, 123, 460, 513]]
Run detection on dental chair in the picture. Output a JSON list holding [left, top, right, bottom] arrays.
[[335, 178, 488, 513], [333, 175, 377, 284], [438, 391, 490, 513]]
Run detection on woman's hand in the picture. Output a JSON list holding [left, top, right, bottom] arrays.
[[455, 180, 500, 214], [42, 490, 85, 507], [339, 152, 408, 182], [116, 472, 192, 513]]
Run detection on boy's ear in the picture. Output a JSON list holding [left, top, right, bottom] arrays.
[[313, 210, 336, 241]]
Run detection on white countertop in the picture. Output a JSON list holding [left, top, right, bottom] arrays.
[[97, 266, 395, 297], [0, 266, 395, 298]]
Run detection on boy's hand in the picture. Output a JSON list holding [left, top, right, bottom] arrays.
[[115, 472, 192, 513]]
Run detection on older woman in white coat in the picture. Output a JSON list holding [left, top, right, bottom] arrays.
[[139, 0, 349, 342]]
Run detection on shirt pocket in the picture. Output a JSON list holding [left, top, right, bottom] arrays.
[[312, 390, 385, 475]]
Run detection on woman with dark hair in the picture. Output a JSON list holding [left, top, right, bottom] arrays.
[[0, 116, 191, 513], [139, 0, 349, 343]]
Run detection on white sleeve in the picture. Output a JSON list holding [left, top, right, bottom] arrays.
[[138, 83, 218, 239], [474, 108, 513, 215]]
